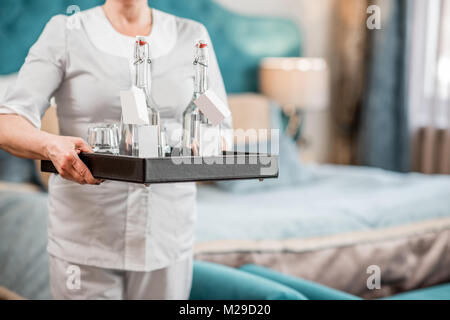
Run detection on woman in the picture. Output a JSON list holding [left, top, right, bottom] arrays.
[[0, 0, 231, 299]]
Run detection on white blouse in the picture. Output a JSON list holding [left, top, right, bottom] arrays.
[[0, 6, 231, 271]]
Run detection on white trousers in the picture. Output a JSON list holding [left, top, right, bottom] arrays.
[[49, 254, 193, 300]]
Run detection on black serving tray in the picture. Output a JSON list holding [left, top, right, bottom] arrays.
[[41, 152, 278, 184]]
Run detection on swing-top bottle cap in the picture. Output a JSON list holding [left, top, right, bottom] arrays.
[[136, 36, 148, 46], [196, 40, 208, 49]]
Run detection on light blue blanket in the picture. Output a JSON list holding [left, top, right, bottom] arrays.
[[195, 165, 450, 243]]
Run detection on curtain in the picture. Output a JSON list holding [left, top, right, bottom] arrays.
[[358, 0, 410, 172], [331, 0, 449, 173], [409, 0, 450, 174], [330, 0, 369, 165]]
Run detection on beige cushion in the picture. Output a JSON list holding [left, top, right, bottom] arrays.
[[227, 93, 270, 131], [0, 181, 40, 193], [227, 93, 271, 145], [0, 286, 25, 300], [41, 106, 60, 135], [36, 106, 59, 188]]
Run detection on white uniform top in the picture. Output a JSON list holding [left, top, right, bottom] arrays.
[[0, 6, 231, 271]]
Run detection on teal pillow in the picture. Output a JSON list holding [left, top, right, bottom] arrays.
[[240, 264, 361, 300], [190, 261, 307, 300], [386, 283, 450, 300]]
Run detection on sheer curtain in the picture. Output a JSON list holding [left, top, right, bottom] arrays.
[[409, 0, 450, 174]]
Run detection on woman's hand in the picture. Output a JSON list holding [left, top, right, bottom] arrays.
[[45, 136, 102, 185], [0, 115, 101, 185]]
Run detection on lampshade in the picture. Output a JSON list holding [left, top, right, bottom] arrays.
[[260, 57, 330, 111]]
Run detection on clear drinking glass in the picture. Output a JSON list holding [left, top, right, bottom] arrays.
[[87, 123, 120, 155], [119, 119, 139, 157]]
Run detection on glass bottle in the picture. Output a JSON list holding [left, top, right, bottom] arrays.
[[119, 36, 162, 157], [182, 40, 221, 156]]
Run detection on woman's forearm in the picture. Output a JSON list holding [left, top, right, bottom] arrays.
[[0, 114, 53, 160], [0, 113, 101, 185]]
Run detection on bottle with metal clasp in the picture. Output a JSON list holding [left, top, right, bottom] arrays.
[[182, 40, 221, 157], [119, 36, 163, 158]]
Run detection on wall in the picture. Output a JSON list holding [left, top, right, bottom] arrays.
[[215, 0, 335, 163]]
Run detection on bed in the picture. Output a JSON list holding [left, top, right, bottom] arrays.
[[189, 93, 450, 299], [2, 160, 450, 300], [194, 164, 450, 299]]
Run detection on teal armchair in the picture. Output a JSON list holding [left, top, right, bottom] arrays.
[[190, 261, 307, 300], [240, 264, 450, 301], [240, 264, 361, 300], [190, 261, 450, 300]]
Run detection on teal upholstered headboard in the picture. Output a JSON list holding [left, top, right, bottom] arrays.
[[0, 0, 301, 93]]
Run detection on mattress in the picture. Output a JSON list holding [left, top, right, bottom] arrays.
[[194, 165, 450, 298]]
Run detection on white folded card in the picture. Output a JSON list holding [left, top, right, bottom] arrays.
[[120, 86, 149, 125], [199, 124, 221, 157], [138, 125, 159, 158], [195, 90, 231, 126]]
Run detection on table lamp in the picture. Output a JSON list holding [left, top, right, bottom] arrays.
[[260, 57, 330, 140]]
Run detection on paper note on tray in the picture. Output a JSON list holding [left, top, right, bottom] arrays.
[[138, 125, 159, 158], [195, 90, 231, 126], [199, 124, 221, 157], [120, 86, 149, 125]]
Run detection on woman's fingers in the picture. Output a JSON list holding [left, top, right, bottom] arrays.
[[46, 135, 102, 185], [71, 150, 101, 185], [71, 138, 102, 185], [59, 152, 87, 184], [74, 138, 93, 153]]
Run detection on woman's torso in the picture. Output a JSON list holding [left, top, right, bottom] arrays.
[[47, 7, 210, 271]]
